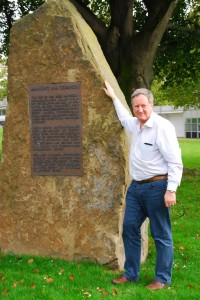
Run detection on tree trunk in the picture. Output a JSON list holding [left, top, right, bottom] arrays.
[[119, 1, 178, 105], [70, 0, 178, 106]]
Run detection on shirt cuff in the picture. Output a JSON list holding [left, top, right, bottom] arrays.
[[167, 182, 178, 192]]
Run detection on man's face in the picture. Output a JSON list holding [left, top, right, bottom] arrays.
[[132, 94, 153, 126]]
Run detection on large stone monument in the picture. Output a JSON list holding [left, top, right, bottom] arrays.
[[0, 0, 148, 269]]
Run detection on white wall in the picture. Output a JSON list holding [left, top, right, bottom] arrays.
[[164, 113, 185, 138], [154, 106, 200, 138]]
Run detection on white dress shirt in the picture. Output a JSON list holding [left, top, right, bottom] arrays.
[[113, 98, 183, 192]]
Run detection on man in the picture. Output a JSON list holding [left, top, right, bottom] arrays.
[[103, 81, 183, 290]]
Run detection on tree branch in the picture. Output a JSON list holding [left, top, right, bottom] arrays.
[[110, 0, 134, 38], [69, 0, 108, 43]]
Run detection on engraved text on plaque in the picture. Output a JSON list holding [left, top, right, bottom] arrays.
[[29, 82, 83, 176]]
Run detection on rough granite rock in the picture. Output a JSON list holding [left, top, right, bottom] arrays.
[[0, 0, 148, 269]]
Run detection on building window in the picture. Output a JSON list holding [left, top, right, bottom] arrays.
[[185, 118, 200, 138], [0, 109, 6, 116]]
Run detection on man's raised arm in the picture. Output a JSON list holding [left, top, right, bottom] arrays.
[[103, 81, 117, 101]]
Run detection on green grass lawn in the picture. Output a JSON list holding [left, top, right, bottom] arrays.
[[0, 175, 200, 299], [0, 132, 200, 299], [179, 139, 200, 169]]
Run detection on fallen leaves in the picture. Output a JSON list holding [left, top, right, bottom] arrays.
[[97, 287, 109, 296], [187, 284, 194, 289], [0, 252, 199, 299], [3, 290, 10, 295], [59, 269, 64, 275], [45, 277, 54, 283], [81, 287, 119, 297], [112, 288, 118, 296], [33, 269, 40, 273], [83, 291, 91, 297], [1, 274, 6, 282], [196, 234, 200, 240], [96, 287, 118, 297], [12, 282, 17, 288]]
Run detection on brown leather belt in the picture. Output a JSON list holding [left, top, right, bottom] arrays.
[[134, 175, 168, 184]]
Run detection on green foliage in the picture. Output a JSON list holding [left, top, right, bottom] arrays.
[[0, 0, 199, 108], [0, 0, 17, 56], [17, 0, 45, 15], [0, 0, 45, 56], [132, 0, 148, 31], [88, 0, 111, 26], [0, 59, 7, 100], [153, 0, 200, 108], [152, 79, 200, 108]]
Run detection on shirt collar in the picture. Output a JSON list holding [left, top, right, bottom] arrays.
[[145, 112, 155, 128], [136, 111, 155, 129]]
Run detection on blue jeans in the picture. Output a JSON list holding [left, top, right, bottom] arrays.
[[122, 179, 173, 284]]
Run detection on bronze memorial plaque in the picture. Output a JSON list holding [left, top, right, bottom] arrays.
[[29, 82, 83, 176]]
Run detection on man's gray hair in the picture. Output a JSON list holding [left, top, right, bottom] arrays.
[[131, 88, 154, 106]]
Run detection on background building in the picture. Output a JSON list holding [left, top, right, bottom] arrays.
[[154, 106, 200, 138], [0, 97, 7, 127]]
